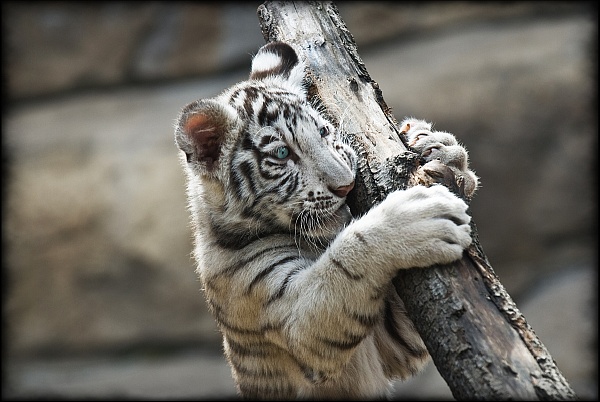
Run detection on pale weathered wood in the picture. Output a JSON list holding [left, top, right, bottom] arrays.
[[257, 1, 577, 400]]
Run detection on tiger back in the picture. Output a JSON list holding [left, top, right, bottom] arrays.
[[174, 42, 473, 400]]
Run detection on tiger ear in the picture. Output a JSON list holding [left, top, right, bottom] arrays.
[[250, 42, 305, 94], [175, 99, 235, 174]]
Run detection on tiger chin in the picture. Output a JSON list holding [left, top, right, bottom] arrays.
[[174, 41, 474, 400]]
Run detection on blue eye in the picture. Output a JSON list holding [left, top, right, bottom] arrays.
[[319, 126, 330, 137], [275, 146, 290, 159]]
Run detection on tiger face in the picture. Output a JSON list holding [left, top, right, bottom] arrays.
[[238, 87, 357, 240]]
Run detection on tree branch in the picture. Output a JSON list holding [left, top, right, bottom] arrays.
[[257, 1, 577, 400]]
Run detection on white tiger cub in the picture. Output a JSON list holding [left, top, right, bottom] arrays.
[[174, 42, 473, 400]]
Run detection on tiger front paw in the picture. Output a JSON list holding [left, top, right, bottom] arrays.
[[400, 118, 479, 200], [380, 185, 472, 268]]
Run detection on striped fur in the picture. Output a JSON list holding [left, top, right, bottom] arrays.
[[174, 42, 473, 400]]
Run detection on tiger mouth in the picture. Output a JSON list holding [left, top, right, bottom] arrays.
[[330, 203, 352, 221], [293, 203, 352, 232]]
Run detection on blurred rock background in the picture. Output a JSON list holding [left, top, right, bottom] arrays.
[[2, 1, 596, 400]]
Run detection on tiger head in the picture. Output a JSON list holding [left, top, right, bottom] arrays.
[[175, 42, 357, 243]]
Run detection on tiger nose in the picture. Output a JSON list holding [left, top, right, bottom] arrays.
[[329, 181, 355, 198]]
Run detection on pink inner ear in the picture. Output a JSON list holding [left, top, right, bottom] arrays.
[[184, 114, 223, 170]]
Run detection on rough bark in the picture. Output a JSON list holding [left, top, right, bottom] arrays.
[[257, 1, 577, 400]]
